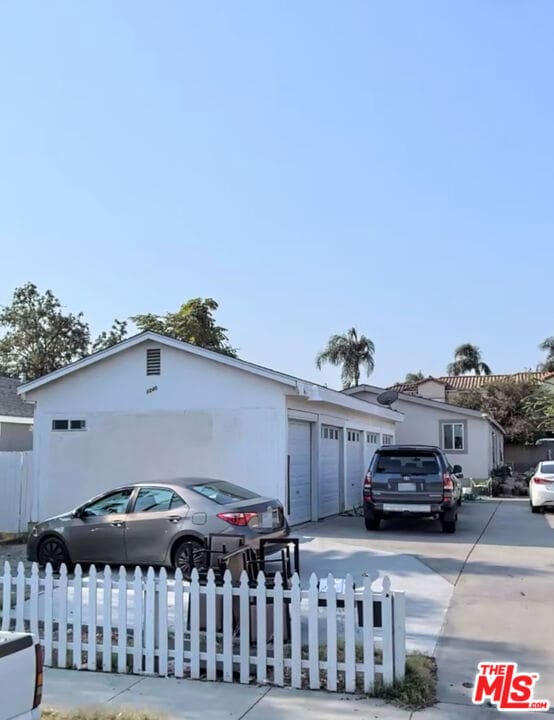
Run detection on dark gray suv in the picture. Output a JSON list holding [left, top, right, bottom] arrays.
[[363, 445, 462, 533]]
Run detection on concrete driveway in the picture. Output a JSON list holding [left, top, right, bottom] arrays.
[[298, 497, 554, 710]]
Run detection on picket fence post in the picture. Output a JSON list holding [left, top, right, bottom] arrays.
[[58, 564, 68, 667], [132, 567, 143, 674], [238, 570, 250, 684], [272, 571, 284, 687], [173, 568, 185, 679], [380, 576, 394, 686], [362, 581, 375, 693], [308, 573, 319, 690], [393, 590, 406, 682], [290, 573, 301, 689], [73, 565, 83, 668], [117, 566, 127, 674], [326, 572, 337, 692], [1, 562, 11, 631], [222, 569, 233, 683], [44, 564, 53, 667], [205, 569, 217, 681], [189, 568, 200, 680]]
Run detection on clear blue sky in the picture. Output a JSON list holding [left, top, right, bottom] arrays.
[[1, 2, 552, 388]]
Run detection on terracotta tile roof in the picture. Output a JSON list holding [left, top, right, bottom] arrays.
[[390, 371, 553, 394]]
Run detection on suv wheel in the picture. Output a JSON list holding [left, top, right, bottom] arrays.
[[364, 516, 381, 531], [441, 518, 457, 534]]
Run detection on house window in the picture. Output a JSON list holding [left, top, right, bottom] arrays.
[[146, 348, 161, 375], [382, 434, 394, 445], [367, 432, 380, 444], [348, 431, 360, 442], [442, 421, 465, 451], [322, 426, 338, 440], [52, 419, 86, 431]]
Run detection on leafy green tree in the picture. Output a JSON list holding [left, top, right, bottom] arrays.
[[447, 343, 491, 376], [132, 298, 237, 357], [452, 380, 553, 443], [315, 327, 375, 389], [92, 319, 128, 352], [405, 371, 424, 383], [0, 283, 90, 380], [539, 337, 554, 372]]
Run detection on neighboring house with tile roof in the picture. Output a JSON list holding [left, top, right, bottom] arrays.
[[389, 372, 554, 403], [0, 376, 34, 451]]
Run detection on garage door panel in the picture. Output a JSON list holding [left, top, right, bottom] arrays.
[[287, 420, 312, 525], [346, 429, 363, 508], [319, 425, 340, 518]]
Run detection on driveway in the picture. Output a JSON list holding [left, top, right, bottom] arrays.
[[299, 497, 554, 709]]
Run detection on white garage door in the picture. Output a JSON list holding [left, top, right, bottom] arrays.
[[346, 429, 364, 508], [287, 420, 312, 526], [319, 425, 341, 518], [366, 430, 381, 470]]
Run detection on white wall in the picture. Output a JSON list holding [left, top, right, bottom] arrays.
[[27, 342, 288, 520], [0, 451, 33, 533], [351, 390, 496, 478]]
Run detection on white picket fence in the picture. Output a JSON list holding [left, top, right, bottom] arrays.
[[0, 452, 33, 533], [0, 562, 406, 693]]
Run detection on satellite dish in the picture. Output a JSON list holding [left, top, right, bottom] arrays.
[[376, 390, 399, 407]]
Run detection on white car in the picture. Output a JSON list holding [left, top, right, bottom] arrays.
[[0, 632, 42, 720], [529, 461, 554, 513]]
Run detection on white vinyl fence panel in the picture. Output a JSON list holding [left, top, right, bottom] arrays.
[[0, 562, 406, 692], [0, 452, 33, 533]]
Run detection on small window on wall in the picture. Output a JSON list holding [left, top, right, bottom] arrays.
[[348, 431, 360, 442], [322, 426, 339, 440], [52, 419, 86, 431], [382, 434, 394, 445], [367, 432, 380, 444]]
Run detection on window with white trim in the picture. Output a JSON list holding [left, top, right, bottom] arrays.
[[367, 432, 380, 444], [322, 426, 339, 440], [382, 433, 394, 445], [52, 419, 86, 431], [441, 422, 465, 451], [347, 430, 360, 442]]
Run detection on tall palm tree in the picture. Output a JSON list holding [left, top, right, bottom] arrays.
[[315, 328, 375, 389], [405, 371, 424, 383], [539, 337, 554, 372], [447, 343, 492, 376]]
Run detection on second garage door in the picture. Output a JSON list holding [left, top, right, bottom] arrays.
[[319, 425, 341, 518]]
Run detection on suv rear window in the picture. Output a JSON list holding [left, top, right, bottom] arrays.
[[375, 452, 440, 475], [189, 480, 260, 505]]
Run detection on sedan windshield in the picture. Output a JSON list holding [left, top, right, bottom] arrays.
[[189, 480, 260, 505]]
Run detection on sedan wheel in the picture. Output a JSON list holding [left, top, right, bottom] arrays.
[[173, 540, 206, 579], [38, 537, 70, 571], [530, 498, 542, 514]]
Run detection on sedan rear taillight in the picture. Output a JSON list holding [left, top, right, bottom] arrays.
[[217, 511, 258, 526], [33, 643, 43, 709], [534, 476, 554, 485]]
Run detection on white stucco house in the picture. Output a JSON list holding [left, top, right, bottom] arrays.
[[18, 332, 402, 524], [343, 384, 504, 479]]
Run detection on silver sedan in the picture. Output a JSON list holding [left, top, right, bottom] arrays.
[[27, 478, 289, 575]]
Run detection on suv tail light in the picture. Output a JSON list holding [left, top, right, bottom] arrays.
[[217, 511, 258, 527], [534, 476, 554, 485], [33, 643, 43, 709], [363, 471, 373, 496], [443, 472, 454, 491]]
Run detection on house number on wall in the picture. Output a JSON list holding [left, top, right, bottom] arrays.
[[146, 385, 158, 394]]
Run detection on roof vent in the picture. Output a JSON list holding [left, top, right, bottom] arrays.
[[146, 348, 161, 375]]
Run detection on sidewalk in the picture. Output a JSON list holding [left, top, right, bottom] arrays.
[[43, 669, 499, 719]]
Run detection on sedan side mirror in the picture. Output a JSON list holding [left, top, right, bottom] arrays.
[[452, 465, 463, 475]]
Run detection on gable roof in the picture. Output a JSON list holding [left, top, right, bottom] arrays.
[[0, 376, 34, 419], [343, 383, 505, 434], [17, 332, 402, 422], [389, 371, 553, 394]]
